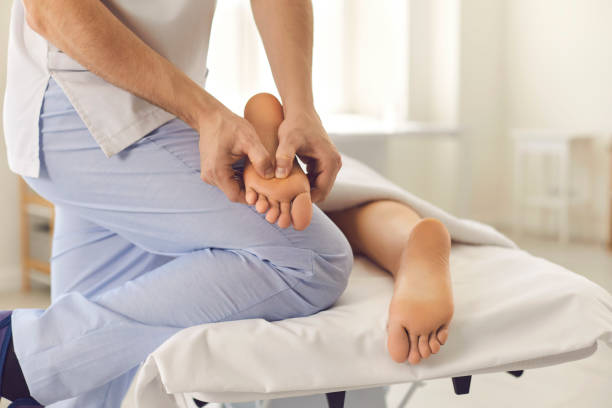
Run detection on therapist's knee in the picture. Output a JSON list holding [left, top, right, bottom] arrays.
[[304, 216, 354, 311]]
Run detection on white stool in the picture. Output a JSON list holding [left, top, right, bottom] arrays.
[[511, 130, 594, 243]]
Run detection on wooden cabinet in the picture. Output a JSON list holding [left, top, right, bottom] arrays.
[[20, 178, 54, 291]]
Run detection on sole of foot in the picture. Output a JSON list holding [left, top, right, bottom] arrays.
[[385, 218, 453, 364], [244, 161, 313, 230], [243, 93, 313, 231]]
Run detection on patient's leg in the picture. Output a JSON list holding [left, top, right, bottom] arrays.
[[243, 93, 313, 230], [327, 201, 453, 364]]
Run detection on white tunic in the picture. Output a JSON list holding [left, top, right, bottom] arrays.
[[3, 0, 217, 177]]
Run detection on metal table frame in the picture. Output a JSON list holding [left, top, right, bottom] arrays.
[[195, 370, 525, 407]]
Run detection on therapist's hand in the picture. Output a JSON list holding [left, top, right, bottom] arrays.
[[276, 108, 341, 203], [197, 104, 274, 203]]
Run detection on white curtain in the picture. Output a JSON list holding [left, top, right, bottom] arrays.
[[205, 0, 410, 122]]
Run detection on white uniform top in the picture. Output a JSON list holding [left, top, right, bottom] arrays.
[[3, 0, 217, 177]]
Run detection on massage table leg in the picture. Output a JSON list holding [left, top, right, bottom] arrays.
[[194, 371, 524, 407], [451, 376, 472, 395], [452, 370, 525, 395], [325, 391, 346, 408]]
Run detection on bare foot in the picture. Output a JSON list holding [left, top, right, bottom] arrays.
[[243, 93, 313, 230], [386, 218, 453, 364], [244, 162, 312, 230]]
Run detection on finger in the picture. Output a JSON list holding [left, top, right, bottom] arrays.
[[215, 167, 244, 204], [310, 167, 336, 203], [231, 166, 245, 190], [309, 153, 341, 203], [275, 138, 297, 179], [200, 168, 214, 187], [244, 135, 274, 179]]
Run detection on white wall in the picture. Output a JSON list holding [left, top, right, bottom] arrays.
[[347, 0, 410, 122], [384, 0, 461, 215], [384, 0, 511, 220], [504, 0, 611, 241], [0, 0, 20, 291], [457, 0, 508, 222], [409, 0, 460, 125], [452, 0, 610, 242]]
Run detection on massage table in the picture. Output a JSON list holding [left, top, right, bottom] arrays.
[[121, 156, 612, 408]]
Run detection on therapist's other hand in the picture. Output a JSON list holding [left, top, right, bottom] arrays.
[[198, 105, 274, 203], [275, 108, 341, 203]]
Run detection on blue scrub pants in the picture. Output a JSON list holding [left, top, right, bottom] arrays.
[[12, 78, 353, 407]]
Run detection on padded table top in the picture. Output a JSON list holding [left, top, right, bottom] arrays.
[[122, 244, 612, 407]]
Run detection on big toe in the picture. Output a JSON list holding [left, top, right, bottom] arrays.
[[437, 327, 449, 345], [291, 192, 313, 230], [387, 321, 410, 363]]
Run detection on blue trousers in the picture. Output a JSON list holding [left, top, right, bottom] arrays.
[[12, 78, 353, 407]]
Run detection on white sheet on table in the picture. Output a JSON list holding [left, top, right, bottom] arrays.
[[121, 155, 612, 407], [317, 155, 516, 249]]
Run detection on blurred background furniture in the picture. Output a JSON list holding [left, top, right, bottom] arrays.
[[512, 130, 595, 244], [20, 178, 54, 291]]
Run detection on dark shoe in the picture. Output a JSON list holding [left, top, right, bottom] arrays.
[[1, 312, 42, 407], [0, 311, 13, 389], [0, 311, 11, 341], [8, 397, 43, 407]]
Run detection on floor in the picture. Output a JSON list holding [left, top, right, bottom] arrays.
[[1, 233, 611, 407]]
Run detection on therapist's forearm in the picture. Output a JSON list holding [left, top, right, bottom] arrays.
[[23, 0, 218, 129], [250, 0, 315, 116]]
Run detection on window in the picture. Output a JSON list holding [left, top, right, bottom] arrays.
[[205, 0, 410, 123]]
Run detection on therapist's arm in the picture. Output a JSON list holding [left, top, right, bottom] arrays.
[[250, 0, 341, 203], [23, 0, 274, 202]]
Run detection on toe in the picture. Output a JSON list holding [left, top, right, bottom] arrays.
[[255, 194, 270, 213], [265, 200, 281, 224], [387, 321, 410, 363], [429, 333, 441, 354], [437, 326, 449, 345], [407, 333, 421, 364], [277, 201, 292, 229], [418, 335, 431, 359], [290, 192, 313, 231], [245, 188, 258, 205]]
